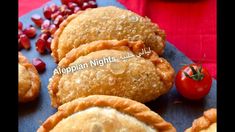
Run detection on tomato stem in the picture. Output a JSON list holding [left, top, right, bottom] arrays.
[[184, 65, 204, 81]]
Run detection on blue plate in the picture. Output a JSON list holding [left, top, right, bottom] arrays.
[[19, 0, 216, 131]]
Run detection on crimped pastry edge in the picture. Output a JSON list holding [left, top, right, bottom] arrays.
[[51, 9, 85, 63], [185, 108, 217, 132], [37, 95, 176, 132]]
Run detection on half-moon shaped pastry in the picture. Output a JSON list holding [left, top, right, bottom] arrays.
[[37, 95, 176, 132], [185, 108, 217, 132], [18, 52, 40, 103], [51, 6, 166, 62], [48, 40, 174, 108]]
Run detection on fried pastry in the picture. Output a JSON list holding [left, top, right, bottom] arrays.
[[18, 52, 40, 103], [48, 40, 174, 108], [51, 6, 166, 62], [37, 95, 176, 132], [185, 108, 217, 132]]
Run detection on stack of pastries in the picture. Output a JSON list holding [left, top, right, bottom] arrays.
[[44, 6, 177, 131], [49, 6, 174, 108], [18, 6, 216, 132]]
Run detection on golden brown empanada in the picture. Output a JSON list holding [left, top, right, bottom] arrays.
[[48, 40, 174, 108], [18, 52, 40, 103], [51, 6, 166, 62], [185, 108, 217, 132], [37, 95, 176, 132]]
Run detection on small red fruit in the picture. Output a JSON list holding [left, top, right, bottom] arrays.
[[51, 10, 61, 20], [41, 20, 51, 33], [32, 58, 46, 73], [81, 2, 89, 10], [49, 24, 57, 35], [54, 15, 64, 27], [39, 33, 50, 41], [73, 7, 81, 13], [36, 38, 47, 54], [88, 1, 97, 8], [19, 34, 31, 49], [18, 21, 23, 30], [46, 37, 53, 52], [61, 0, 72, 5], [18, 30, 23, 50], [175, 64, 212, 100], [65, 9, 73, 16], [60, 5, 68, 16], [49, 3, 59, 13], [68, 2, 78, 10], [31, 14, 43, 27], [23, 25, 37, 38], [74, 0, 84, 6], [18, 30, 23, 39], [43, 6, 52, 19]]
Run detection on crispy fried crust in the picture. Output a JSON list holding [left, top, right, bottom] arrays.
[[185, 108, 217, 132], [51, 11, 84, 63], [51, 6, 166, 62], [37, 95, 176, 132], [48, 40, 174, 108], [18, 52, 40, 103]]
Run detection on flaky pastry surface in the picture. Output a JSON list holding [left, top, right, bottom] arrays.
[[48, 40, 174, 108], [51, 6, 166, 62]]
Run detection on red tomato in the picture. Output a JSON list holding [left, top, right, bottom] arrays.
[[175, 64, 212, 100]]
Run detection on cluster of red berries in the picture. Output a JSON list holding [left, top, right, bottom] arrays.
[[18, 0, 97, 72]]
